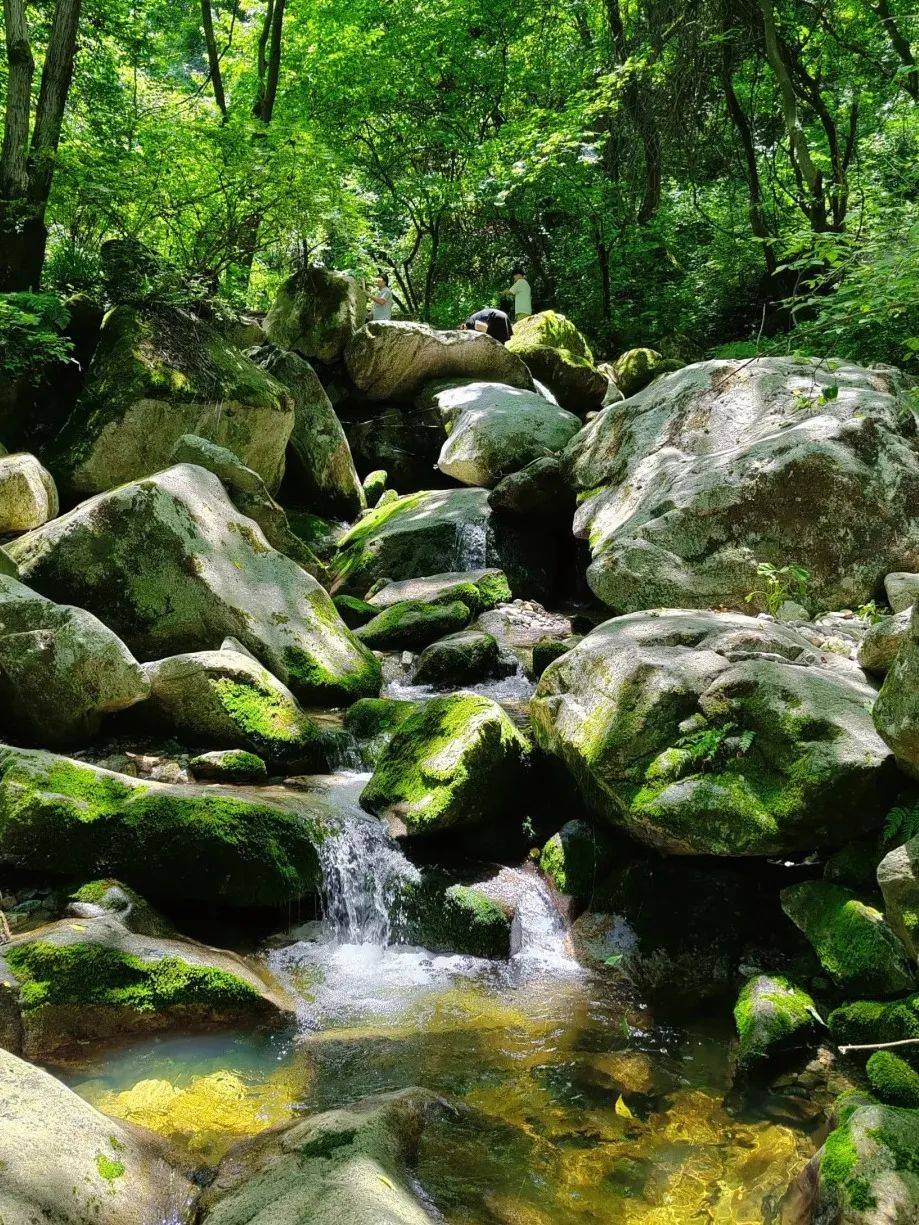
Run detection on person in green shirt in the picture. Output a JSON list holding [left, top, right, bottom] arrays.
[[504, 269, 532, 319]]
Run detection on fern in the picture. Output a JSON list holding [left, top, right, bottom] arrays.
[[884, 800, 919, 847]]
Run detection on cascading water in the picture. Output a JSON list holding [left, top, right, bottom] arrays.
[[455, 520, 487, 570]]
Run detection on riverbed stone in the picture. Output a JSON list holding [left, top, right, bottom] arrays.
[[438, 384, 581, 488], [0, 907, 294, 1058], [196, 1088, 445, 1224], [0, 573, 148, 745], [531, 610, 896, 857], [250, 343, 364, 517], [828, 994, 919, 1047], [189, 749, 268, 783], [345, 320, 535, 400], [539, 818, 614, 901], [143, 648, 324, 768], [344, 697, 422, 767], [355, 598, 472, 650], [48, 305, 294, 496], [331, 487, 556, 601], [0, 745, 326, 907], [0, 453, 58, 533], [363, 468, 388, 507], [360, 693, 531, 835], [411, 629, 516, 688], [866, 1051, 919, 1108], [733, 974, 817, 1068], [0, 1046, 194, 1225], [877, 836, 919, 961], [488, 455, 573, 520], [857, 608, 911, 674], [8, 464, 381, 705], [780, 1094, 919, 1225], [873, 602, 919, 779], [780, 881, 914, 997], [264, 266, 365, 363], [368, 568, 511, 614], [566, 358, 919, 614], [886, 572, 919, 613]]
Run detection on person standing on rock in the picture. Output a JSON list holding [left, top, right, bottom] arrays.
[[369, 274, 393, 321], [503, 269, 532, 320], [460, 307, 514, 344]]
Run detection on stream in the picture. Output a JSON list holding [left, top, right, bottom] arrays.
[[49, 768, 816, 1223]]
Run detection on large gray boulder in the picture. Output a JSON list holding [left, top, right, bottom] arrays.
[[857, 607, 912, 674], [566, 358, 919, 613], [0, 453, 58, 533], [530, 609, 897, 856], [0, 1046, 194, 1225], [874, 602, 919, 778], [196, 1089, 444, 1224], [331, 487, 557, 601], [47, 305, 294, 497], [878, 836, 919, 962], [886, 572, 919, 613], [251, 344, 364, 517], [8, 464, 381, 705], [0, 574, 148, 744], [436, 383, 581, 488], [264, 266, 365, 363], [344, 321, 535, 401], [0, 744, 326, 907]]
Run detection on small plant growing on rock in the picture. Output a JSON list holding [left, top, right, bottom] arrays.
[[745, 562, 811, 617]]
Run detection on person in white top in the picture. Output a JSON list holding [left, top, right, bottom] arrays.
[[369, 273, 393, 320], [504, 269, 532, 319]]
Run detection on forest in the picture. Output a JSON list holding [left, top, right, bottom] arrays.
[[2, 0, 917, 366]]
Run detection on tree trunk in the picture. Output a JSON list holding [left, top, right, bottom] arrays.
[[1, 0, 34, 201], [720, 40, 777, 275], [200, 0, 228, 119], [253, 0, 286, 123], [872, 0, 918, 101]]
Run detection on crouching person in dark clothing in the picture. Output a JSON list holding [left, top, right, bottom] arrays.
[[460, 307, 514, 344]]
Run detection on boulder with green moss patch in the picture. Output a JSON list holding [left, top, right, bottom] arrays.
[[531, 610, 896, 856], [733, 974, 817, 1068], [874, 602, 919, 780], [0, 745, 326, 907], [539, 819, 613, 901], [189, 749, 268, 784], [360, 694, 531, 835], [196, 1088, 446, 1225], [866, 1051, 919, 1108], [8, 464, 380, 705], [781, 1093, 919, 1223], [828, 994, 919, 1047], [0, 452, 58, 532], [367, 568, 511, 614], [250, 343, 364, 518], [144, 648, 324, 768], [264, 266, 365, 363], [611, 347, 666, 396], [47, 305, 294, 497], [405, 878, 513, 958], [0, 574, 149, 745], [345, 320, 535, 401], [507, 311, 606, 412], [877, 836, 919, 962], [858, 608, 912, 675], [0, 1046, 194, 1224], [531, 637, 573, 679], [411, 630, 516, 688], [781, 881, 913, 997], [344, 697, 421, 767], [331, 488, 555, 601], [362, 469, 388, 507], [355, 599, 472, 650], [0, 905, 294, 1057], [488, 455, 573, 520], [68, 879, 175, 937], [333, 594, 378, 628]]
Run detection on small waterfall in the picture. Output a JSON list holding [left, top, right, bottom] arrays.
[[317, 813, 419, 946], [481, 867, 582, 977], [455, 520, 487, 570]]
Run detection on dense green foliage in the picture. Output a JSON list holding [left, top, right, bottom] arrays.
[[1, 0, 916, 366]]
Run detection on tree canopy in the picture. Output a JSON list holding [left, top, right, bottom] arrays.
[[2, 0, 917, 366]]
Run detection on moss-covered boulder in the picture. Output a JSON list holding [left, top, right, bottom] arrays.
[[612, 347, 666, 396], [411, 629, 516, 688], [189, 749, 268, 784], [874, 602, 919, 780], [781, 1094, 919, 1224], [488, 455, 573, 520], [406, 878, 513, 958], [367, 568, 511, 614], [781, 881, 914, 997], [858, 608, 912, 675], [362, 468, 388, 508], [144, 647, 324, 768], [733, 974, 817, 1068], [196, 1088, 446, 1225], [360, 694, 531, 835], [507, 311, 606, 413], [68, 878, 175, 936], [344, 320, 535, 401], [0, 745, 326, 907], [355, 599, 472, 650], [0, 906, 294, 1057], [8, 464, 381, 705], [437, 383, 581, 489], [343, 697, 421, 768], [0, 452, 58, 532], [866, 1051, 919, 1108], [539, 818, 613, 901], [331, 488, 556, 602], [251, 343, 364, 518], [828, 994, 919, 1047], [0, 574, 149, 745], [333, 594, 378, 628], [878, 836, 919, 962], [48, 305, 294, 497], [531, 637, 573, 679], [567, 358, 919, 614], [531, 610, 897, 856], [886, 572, 919, 613], [0, 1046, 194, 1225], [264, 266, 365, 363]]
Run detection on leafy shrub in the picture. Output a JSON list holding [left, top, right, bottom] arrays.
[[0, 293, 73, 383]]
